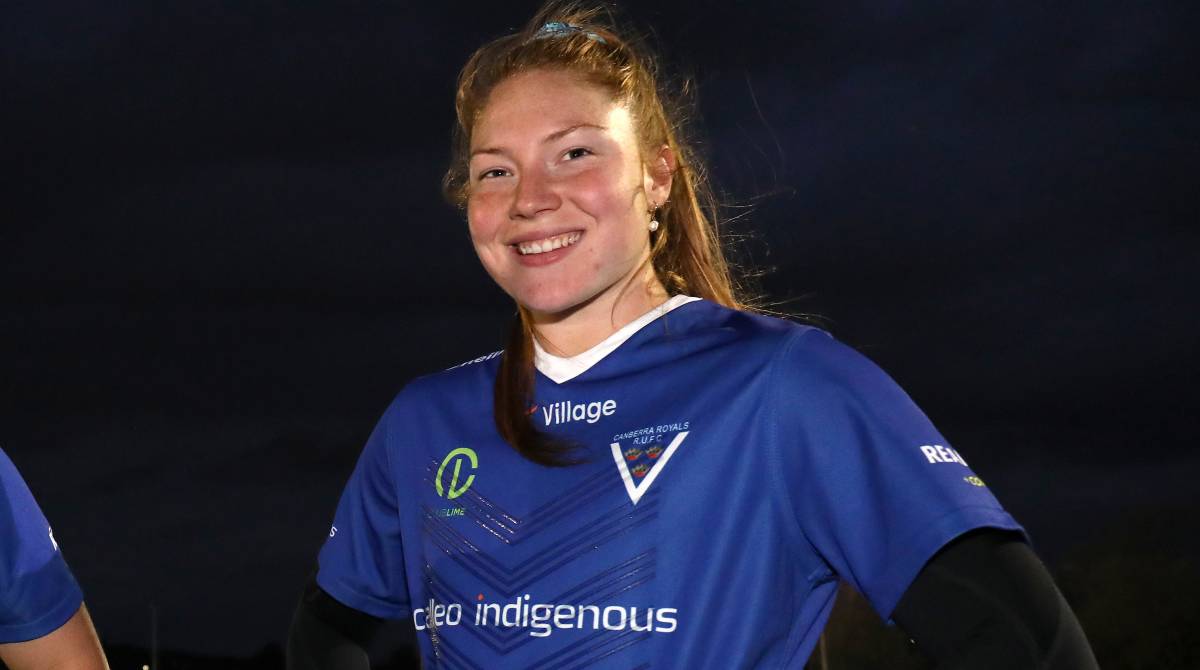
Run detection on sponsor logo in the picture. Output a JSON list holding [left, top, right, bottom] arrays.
[[919, 444, 969, 467], [447, 350, 502, 370], [412, 594, 678, 638], [964, 475, 987, 487], [48, 527, 59, 552], [436, 447, 478, 500], [541, 399, 617, 426]]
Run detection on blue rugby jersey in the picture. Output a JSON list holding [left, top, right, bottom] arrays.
[[317, 297, 1022, 668], [0, 448, 83, 642]]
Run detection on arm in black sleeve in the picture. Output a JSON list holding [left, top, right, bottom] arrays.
[[286, 572, 385, 670], [891, 529, 1098, 669]]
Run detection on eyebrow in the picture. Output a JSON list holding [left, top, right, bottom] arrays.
[[470, 123, 608, 160]]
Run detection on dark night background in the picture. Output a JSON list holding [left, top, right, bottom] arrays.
[[3, 0, 1198, 667]]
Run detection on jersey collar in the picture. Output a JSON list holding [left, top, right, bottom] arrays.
[[533, 295, 700, 384]]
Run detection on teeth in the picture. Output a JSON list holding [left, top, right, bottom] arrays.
[[517, 232, 581, 256]]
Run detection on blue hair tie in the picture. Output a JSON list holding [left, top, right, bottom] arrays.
[[532, 21, 608, 45]]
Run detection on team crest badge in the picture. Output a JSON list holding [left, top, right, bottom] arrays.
[[609, 430, 689, 505]]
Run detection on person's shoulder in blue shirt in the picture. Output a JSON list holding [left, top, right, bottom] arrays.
[[0, 447, 108, 669]]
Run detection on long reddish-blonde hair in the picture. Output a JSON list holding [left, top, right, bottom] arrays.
[[444, 1, 751, 465]]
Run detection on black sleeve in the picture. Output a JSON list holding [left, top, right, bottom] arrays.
[[286, 572, 385, 670], [891, 529, 1097, 669]]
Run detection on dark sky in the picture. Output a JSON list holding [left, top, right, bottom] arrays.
[[3, 0, 1197, 657]]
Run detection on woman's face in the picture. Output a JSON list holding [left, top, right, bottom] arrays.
[[466, 68, 670, 319]]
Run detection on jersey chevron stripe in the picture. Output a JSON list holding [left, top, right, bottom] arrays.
[[422, 462, 615, 544], [435, 637, 486, 670], [529, 627, 652, 670], [420, 494, 659, 593]]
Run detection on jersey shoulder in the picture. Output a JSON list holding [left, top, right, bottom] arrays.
[[673, 301, 843, 370], [686, 304, 912, 413], [375, 348, 502, 423], [415, 348, 500, 394], [772, 323, 889, 389], [0, 448, 46, 532]]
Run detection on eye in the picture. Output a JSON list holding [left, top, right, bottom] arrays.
[[564, 147, 592, 160], [476, 168, 509, 180]]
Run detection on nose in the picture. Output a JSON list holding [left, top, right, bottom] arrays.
[[509, 166, 561, 220]]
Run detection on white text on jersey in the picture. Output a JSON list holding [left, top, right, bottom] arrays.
[[541, 399, 617, 426], [920, 444, 969, 466]]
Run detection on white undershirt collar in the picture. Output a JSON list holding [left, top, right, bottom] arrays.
[[533, 295, 700, 384]]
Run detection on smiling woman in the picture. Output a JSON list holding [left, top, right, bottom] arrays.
[[288, 2, 1097, 669], [465, 66, 689, 466], [442, 7, 744, 468]]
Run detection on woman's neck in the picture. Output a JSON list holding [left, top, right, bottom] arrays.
[[530, 264, 668, 358]]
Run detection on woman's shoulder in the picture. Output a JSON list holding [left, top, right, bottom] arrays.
[[762, 321, 916, 409], [686, 302, 895, 393], [379, 349, 502, 417], [680, 300, 834, 356]]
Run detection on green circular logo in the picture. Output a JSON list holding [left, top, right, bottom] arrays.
[[436, 447, 478, 499]]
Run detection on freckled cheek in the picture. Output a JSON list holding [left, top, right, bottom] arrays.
[[465, 218, 507, 277], [568, 171, 624, 218], [466, 193, 508, 242]]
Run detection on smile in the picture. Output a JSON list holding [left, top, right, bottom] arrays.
[[514, 232, 582, 256]]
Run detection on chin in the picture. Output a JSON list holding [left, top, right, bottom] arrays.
[[517, 295, 585, 318], [512, 284, 598, 319]]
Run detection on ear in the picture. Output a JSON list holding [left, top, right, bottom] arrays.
[[642, 144, 675, 209]]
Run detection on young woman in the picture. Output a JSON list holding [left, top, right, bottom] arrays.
[[0, 448, 109, 670], [290, 3, 1096, 668]]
